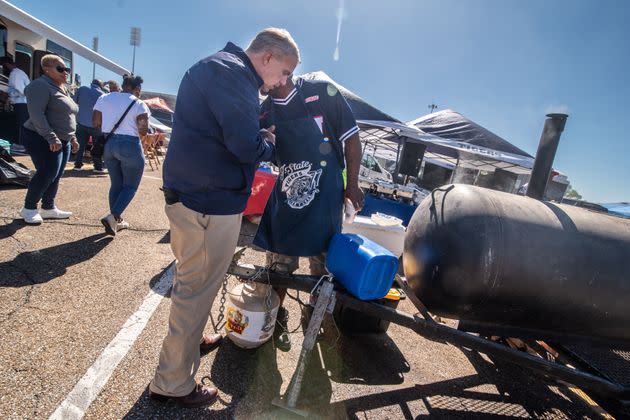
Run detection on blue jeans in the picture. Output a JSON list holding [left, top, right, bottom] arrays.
[[21, 128, 71, 210], [104, 134, 145, 217], [74, 123, 103, 170]]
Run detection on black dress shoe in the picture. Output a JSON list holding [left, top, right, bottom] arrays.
[[149, 383, 218, 408]]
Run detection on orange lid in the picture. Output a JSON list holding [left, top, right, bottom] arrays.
[[384, 288, 401, 301]]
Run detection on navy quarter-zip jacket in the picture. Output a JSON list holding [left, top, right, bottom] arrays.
[[163, 42, 275, 215]]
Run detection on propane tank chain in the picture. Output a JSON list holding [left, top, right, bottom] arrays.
[[261, 268, 274, 333], [216, 274, 230, 326]]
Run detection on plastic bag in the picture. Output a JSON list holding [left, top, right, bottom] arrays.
[[0, 147, 33, 187]]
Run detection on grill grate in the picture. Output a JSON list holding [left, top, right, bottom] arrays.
[[563, 344, 630, 387]]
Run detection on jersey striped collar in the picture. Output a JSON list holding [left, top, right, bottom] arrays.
[[272, 87, 298, 105]]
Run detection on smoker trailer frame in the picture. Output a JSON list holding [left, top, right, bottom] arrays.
[[226, 258, 630, 416]]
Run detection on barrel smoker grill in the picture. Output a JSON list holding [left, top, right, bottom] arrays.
[[226, 113, 630, 416]]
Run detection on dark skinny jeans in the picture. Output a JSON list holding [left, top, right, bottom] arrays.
[[21, 128, 70, 210], [74, 123, 103, 170]]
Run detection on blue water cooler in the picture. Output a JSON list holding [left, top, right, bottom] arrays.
[[326, 233, 399, 300]]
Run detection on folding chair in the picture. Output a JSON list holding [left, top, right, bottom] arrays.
[[141, 133, 164, 170]]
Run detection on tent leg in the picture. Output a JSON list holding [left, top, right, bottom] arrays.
[[394, 138, 404, 181]]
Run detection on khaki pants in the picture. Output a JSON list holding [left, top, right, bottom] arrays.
[[265, 252, 327, 276], [150, 202, 242, 397]]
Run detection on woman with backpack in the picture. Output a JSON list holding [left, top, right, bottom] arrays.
[[92, 75, 150, 236]]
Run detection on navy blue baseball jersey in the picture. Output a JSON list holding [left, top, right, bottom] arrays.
[[259, 78, 358, 167]]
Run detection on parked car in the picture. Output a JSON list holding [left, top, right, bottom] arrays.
[[360, 154, 393, 181]]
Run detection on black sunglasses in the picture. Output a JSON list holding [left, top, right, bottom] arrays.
[[56, 65, 71, 73]]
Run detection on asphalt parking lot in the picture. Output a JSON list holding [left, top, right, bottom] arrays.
[[0, 156, 599, 419]]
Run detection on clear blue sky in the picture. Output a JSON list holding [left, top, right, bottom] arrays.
[[9, 0, 630, 202]]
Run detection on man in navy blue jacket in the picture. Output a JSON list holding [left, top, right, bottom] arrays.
[[150, 28, 299, 408]]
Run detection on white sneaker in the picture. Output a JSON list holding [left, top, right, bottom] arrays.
[[117, 220, 130, 231], [93, 168, 108, 174], [40, 207, 72, 219], [19, 208, 43, 225], [100, 214, 117, 236]]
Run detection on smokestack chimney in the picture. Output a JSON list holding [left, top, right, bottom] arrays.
[[526, 113, 568, 200]]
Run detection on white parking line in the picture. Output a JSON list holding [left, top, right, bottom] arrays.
[[48, 263, 175, 420], [142, 175, 163, 180]]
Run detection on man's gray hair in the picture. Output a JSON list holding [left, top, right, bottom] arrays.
[[247, 28, 300, 61]]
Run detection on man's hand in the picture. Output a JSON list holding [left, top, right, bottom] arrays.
[[345, 184, 365, 212], [49, 142, 62, 152], [70, 138, 79, 153], [260, 125, 276, 145]]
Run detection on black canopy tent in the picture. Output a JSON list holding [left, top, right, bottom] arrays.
[[301, 72, 533, 161], [300, 71, 401, 123], [358, 118, 536, 192], [299, 72, 458, 177], [410, 109, 533, 158], [355, 119, 536, 192], [299, 71, 541, 193]]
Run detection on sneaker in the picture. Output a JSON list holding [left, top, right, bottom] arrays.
[[276, 330, 291, 352], [93, 168, 108, 174], [72, 166, 83, 171], [40, 207, 72, 219], [116, 219, 130, 231], [100, 214, 117, 236], [274, 306, 291, 351], [19, 208, 43, 225]]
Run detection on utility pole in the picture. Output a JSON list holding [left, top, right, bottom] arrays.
[[92, 36, 98, 81], [130, 27, 141, 74], [428, 103, 438, 113]]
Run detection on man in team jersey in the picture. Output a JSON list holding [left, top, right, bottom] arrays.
[[253, 75, 364, 345]]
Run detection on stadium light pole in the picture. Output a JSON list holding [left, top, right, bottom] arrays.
[[130, 27, 141, 75], [92, 36, 98, 81]]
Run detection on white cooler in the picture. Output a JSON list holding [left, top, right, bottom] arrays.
[[342, 215, 406, 257]]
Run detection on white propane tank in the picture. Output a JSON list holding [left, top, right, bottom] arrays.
[[225, 282, 280, 349]]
